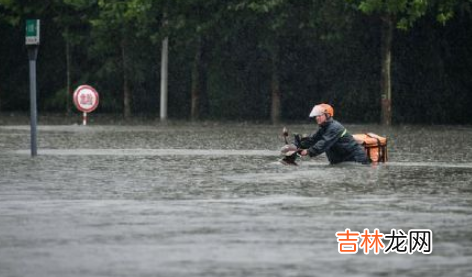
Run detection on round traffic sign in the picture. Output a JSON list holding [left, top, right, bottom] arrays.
[[73, 85, 99, 113]]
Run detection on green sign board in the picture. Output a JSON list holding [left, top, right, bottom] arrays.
[[25, 19, 40, 45]]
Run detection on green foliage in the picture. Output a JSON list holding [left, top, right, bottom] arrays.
[[348, 0, 469, 29], [0, 0, 472, 123]]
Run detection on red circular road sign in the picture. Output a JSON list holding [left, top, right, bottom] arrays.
[[73, 85, 99, 113]]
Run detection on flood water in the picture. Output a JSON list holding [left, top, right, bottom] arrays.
[[1, 122, 472, 277]]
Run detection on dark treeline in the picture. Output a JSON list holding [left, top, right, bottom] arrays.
[[1, 0, 471, 124]]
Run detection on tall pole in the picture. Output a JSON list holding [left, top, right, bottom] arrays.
[[26, 19, 40, 157], [65, 30, 72, 115], [160, 36, 169, 121], [380, 15, 393, 126], [28, 47, 38, 157]]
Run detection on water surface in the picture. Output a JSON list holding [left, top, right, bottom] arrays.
[[1, 123, 471, 277]]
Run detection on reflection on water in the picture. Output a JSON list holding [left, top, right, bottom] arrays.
[[0, 123, 472, 277]]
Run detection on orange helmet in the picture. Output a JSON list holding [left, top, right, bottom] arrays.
[[309, 103, 334, 117]]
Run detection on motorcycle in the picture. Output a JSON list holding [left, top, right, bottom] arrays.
[[279, 127, 306, 166], [279, 127, 388, 165]]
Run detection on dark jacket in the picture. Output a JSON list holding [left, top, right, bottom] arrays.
[[302, 119, 368, 164]]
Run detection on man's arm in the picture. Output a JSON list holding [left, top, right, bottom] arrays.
[[306, 126, 343, 157]]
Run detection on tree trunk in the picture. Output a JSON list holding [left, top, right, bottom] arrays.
[[190, 36, 206, 121], [270, 50, 281, 125], [380, 15, 393, 125], [65, 29, 72, 116], [121, 38, 131, 119]]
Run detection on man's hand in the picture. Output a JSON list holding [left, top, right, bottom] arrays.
[[299, 149, 309, 156]]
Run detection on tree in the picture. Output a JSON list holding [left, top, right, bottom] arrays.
[[169, 0, 224, 120], [225, 0, 350, 124], [228, 0, 294, 124], [52, 0, 97, 115], [79, 0, 157, 118], [115, 0, 214, 120], [347, 0, 469, 125]]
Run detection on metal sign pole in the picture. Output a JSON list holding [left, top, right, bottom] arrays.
[[28, 47, 38, 156], [160, 36, 168, 121], [26, 19, 40, 157]]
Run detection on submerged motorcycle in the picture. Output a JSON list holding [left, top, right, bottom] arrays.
[[279, 127, 388, 165], [279, 127, 307, 166]]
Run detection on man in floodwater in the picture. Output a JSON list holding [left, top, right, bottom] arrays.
[[299, 103, 369, 164]]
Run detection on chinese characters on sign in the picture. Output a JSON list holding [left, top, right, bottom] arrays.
[[79, 93, 94, 106], [335, 228, 432, 255]]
